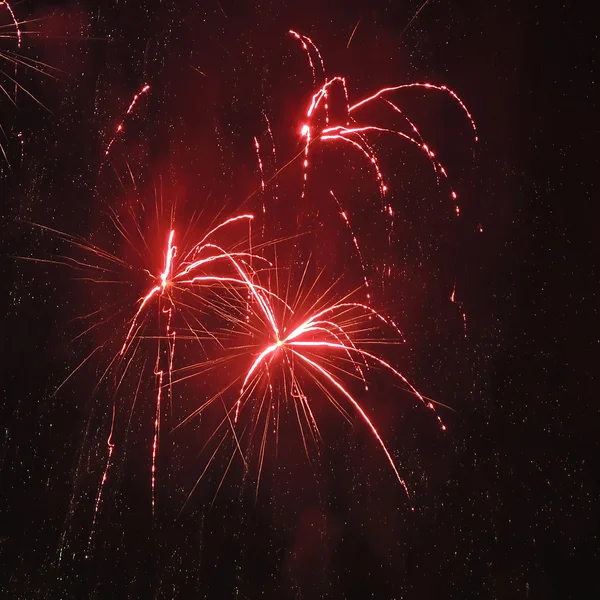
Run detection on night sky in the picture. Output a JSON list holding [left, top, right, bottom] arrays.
[[1, 1, 598, 598]]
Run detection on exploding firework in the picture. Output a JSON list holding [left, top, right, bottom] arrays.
[[24, 21, 474, 556], [177, 261, 446, 506], [249, 30, 476, 307], [288, 29, 476, 220], [23, 178, 279, 550]]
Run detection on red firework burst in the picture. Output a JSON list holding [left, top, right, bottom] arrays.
[[289, 29, 477, 219], [23, 181, 277, 550], [24, 20, 474, 554], [177, 261, 448, 508]]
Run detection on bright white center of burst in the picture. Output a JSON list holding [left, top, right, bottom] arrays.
[[276, 339, 283, 348], [301, 124, 309, 137]]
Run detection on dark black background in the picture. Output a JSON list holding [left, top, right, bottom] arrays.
[[1, 1, 598, 598]]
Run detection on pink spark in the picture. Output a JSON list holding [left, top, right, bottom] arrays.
[[102, 83, 151, 162]]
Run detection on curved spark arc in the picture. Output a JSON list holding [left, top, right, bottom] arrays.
[[290, 349, 410, 497], [100, 83, 151, 170], [348, 82, 478, 143], [329, 190, 371, 302], [1, 1, 21, 47]]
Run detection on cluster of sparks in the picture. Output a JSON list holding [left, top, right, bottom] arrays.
[[21, 22, 477, 553]]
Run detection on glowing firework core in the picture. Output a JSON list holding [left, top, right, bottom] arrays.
[[159, 229, 176, 292]]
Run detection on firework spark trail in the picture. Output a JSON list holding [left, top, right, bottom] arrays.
[[382, 98, 442, 184], [259, 112, 279, 225], [298, 75, 350, 200], [253, 136, 266, 235], [100, 83, 150, 167], [149, 306, 176, 515], [299, 32, 325, 76], [320, 120, 460, 213], [1, 0, 21, 99], [450, 281, 467, 337], [86, 399, 116, 557], [1, 1, 22, 47], [346, 20, 361, 49], [399, 0, 435, 40], [152, 356, 163, 514], [145, 229, 176, 514], [289, 30, 322, 85], [0, 0, 21, 162], [262, 112, 277, 169], [349, 82, 478, 144], [329, 190, 371, 302], [290, 32, 348, 201], [252, 113, 280, 232], [349, 81, 476, 211]]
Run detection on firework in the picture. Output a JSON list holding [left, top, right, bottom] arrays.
[[178, 264, 446, 505], [25, 192, 278, 552], [25, 22, 473, 550], [289, 29, 476, 219]]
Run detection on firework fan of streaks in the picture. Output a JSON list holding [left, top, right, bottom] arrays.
[[23, 177, 276, 550], [0, 0, 58, 164], [288, 29, 477, 223], [175, 261, 447, 509]]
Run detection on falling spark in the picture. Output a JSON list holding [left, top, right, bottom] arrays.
[[329, 190, 371, 301], [253, 136, 266, 233], [86, 400, 116, 557], [450, 280, 467, 337], [101, 83, 151, 166], [346, 19, 361, 49], [399, 0, 435, 40]]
